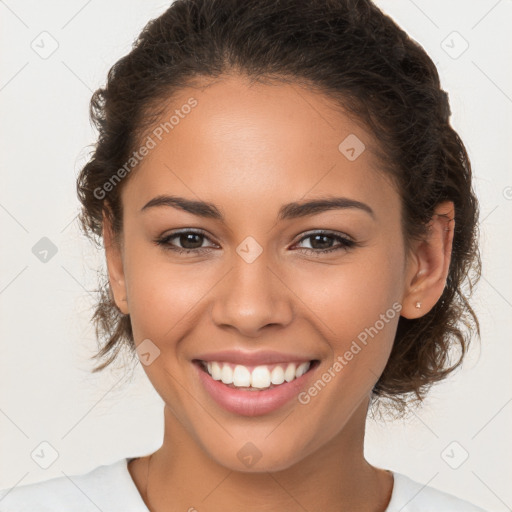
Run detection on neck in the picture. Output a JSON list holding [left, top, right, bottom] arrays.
[[135, 400, 393, 512]]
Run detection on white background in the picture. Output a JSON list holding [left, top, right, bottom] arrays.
[[0, 1, 511, 510]]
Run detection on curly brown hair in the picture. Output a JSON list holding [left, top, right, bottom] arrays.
[[76, 0, 481, 413]]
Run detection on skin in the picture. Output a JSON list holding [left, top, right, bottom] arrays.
[[103, 74, 455, 511]]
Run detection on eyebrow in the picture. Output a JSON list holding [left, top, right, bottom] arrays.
[[141, 194, 375, 221]]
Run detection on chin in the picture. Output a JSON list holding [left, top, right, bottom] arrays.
[[207, 442, 307, 474]]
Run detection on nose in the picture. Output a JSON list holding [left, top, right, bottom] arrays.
[[210, 249, 294, 337]]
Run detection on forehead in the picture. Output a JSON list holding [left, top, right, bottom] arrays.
[[123, 74, 398, 222]]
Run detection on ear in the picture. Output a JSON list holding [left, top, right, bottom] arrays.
[[102, 207, 129, 315], [401, 200, 455, 319]]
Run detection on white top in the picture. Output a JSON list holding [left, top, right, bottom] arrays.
[[0, 457, 487, 511]]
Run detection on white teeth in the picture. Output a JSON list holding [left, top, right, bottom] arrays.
[[211, 362, 222, 380], [220, 364, 233, 384], [270, 366, 285, 385], [232, 365, 251, 387], [296, 362, 310, 378], [251, 366, 271, 389], [203, 360, 312, 389], [284, 363, 296, 382]]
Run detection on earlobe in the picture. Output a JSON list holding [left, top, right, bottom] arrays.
[[401, 201, 455, 319], [102, 208, 129, 315]]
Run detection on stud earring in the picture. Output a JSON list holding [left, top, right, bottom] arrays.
[[415, 301, 422, 309]]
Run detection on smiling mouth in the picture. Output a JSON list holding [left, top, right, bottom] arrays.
[[193, 359, 320, 391]]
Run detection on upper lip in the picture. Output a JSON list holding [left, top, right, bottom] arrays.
[[193, 349, 316, 366]]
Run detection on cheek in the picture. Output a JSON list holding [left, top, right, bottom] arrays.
[[122, 240, 211, 343], [289, 243, 404, 342], [292, 264, 401, 442], [287, 244, 403, 401]]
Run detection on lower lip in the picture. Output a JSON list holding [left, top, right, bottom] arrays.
[[194, 361, 318, 417]]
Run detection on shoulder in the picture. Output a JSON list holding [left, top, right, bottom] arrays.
[[0, 458, 147, 512], [386, 472, 488, 512]]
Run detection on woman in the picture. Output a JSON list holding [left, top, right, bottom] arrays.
[[0, 0, 486, 510]]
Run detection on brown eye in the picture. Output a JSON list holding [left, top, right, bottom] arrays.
[[154, 229, 216, 255], [294, 231, 357, 255], [174, 232, 205, 249]]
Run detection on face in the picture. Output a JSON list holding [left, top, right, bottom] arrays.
[[104, 74, 436, 472]]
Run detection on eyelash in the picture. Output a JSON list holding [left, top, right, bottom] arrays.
[[154, 229, 358, 256]]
